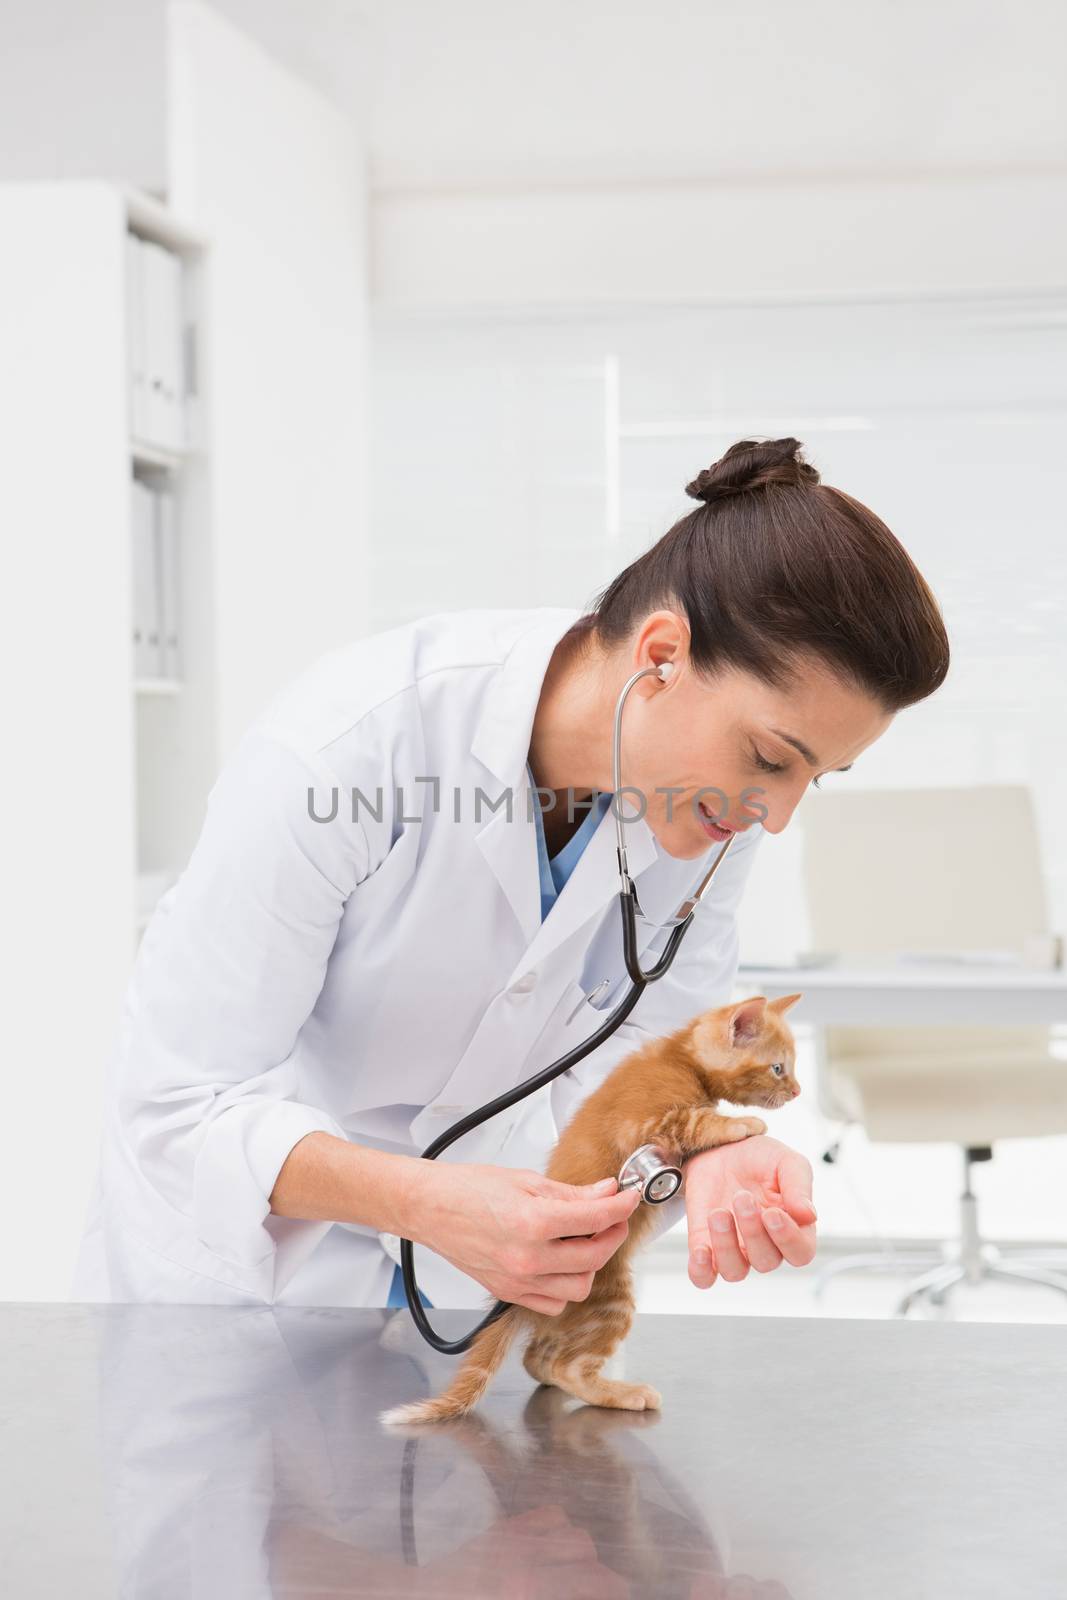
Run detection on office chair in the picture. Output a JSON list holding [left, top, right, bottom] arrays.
[[801, 784, 1067, 1316]]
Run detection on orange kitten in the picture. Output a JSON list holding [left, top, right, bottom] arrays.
[[382, 992, 802, 1424]]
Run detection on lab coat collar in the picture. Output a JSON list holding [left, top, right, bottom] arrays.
[[468, 607, 584, 789], [469, 606, 658, 969]]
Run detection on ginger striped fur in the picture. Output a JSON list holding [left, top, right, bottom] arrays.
[[381, 991, 801, 1424]]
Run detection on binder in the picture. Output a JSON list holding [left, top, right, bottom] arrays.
[[142, 241, 186, 451], [143, 243, 167, 447], [162, 246, 187, 450], [125, 234, 149, 442], [157, 485, 181, 680], [131, 479, 162, 677]]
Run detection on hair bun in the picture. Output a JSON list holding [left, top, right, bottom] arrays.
[[685, 437, 820, 504]]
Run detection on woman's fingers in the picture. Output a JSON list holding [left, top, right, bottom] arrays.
[[535, 1177, 642, 1238], [776, 1147, 818, 1225], [710, 1195, 814, 1278], [758, 1206, 816, 1267], [543, 1219, 631, 1273], [706, 1209, 750, 1281], [518, 1293, 568, 1315], [686, 1208, 718, 1288], [513, 1268, 594, 1312], [731, 1190, 785, 1274], [508, 1181, 640, 1295]]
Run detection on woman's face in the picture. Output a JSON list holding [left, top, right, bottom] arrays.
[[606, 611, 895, 861]]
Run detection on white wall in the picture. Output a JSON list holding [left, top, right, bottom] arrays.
[[0, 0, 367, 194], [360, 0, 1067, 957], [369, 297, 1067, 949], [0, 3, 168, 189], [372, 173, 1067, 309], [361, 0, 1067, 190], [362, 0, 1067, 308], [168, 1, 369, 753]]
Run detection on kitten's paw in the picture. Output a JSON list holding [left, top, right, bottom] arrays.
[[596, 1379, 662, 1411], [722, 1116, 765, 1141]]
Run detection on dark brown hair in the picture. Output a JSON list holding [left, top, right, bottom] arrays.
[[575, 437, 949, 713]]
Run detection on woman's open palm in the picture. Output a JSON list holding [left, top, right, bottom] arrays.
[[682, 1135, 817, 1288]]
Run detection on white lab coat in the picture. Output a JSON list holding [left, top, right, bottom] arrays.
[[72, 606, 764, 1309]]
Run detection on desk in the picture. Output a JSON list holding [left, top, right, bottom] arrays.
[[737, 961, 1067, 1025], [3, 1303, 1065, 1598]]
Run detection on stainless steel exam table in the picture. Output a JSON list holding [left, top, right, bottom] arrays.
[[2, 1302, 1063, 1598]]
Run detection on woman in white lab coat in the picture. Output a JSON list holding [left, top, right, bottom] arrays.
[[73, 438, 950, 1311]]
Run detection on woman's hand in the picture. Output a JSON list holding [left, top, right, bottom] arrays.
[[408, 1163, 641, 1315], [683, 1136, 817, 1288]]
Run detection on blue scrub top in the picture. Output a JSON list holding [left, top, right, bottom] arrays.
[[528, 763, 614, 921]]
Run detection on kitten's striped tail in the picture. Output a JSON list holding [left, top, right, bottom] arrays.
[[380, 1307, 521, 1425]]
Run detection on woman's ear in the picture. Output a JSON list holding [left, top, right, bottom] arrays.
[[728, 995, 768, 1047], [768, 992, 803, 1014]]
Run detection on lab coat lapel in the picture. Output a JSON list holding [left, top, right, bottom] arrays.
[[517, 795, 656, 973], [415, 833, 662, 1146], [469, 606, 581, 948], [408, 807, 678, 1146], [470, 771, 660, 965], [471, 792, 542, 950], [414, 605, 666, 1141], [415, 605, 722, 1140], [468, 597, 662, 975]]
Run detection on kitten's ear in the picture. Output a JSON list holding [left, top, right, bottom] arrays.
[[768, 992, 803, 1014], [728, 995, 768, 1047]]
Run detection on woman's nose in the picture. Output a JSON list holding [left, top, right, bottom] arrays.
[[759, 795, 804, 835]]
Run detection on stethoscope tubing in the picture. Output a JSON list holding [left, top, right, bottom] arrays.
[[399, 933, 650, 1354], [400, 661, 733, 1352]]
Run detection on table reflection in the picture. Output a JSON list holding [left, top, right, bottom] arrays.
[[95, 1305, 792, 1598]]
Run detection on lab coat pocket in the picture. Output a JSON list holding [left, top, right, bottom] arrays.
[[551, 975, 630, 1046], [454, 980, 614, 1165]]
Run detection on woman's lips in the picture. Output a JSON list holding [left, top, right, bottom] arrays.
[[698, 801, 735, 840]]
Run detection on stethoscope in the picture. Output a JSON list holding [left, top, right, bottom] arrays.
[[399, 659, 738, 1353]]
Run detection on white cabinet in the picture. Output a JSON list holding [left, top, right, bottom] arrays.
[[0, 180, 214, 1300], [123, 191, 212, 930], [0, 4, 368, 1304]]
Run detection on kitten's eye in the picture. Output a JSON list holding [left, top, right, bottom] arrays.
[[770, 1062, 784, 1076]]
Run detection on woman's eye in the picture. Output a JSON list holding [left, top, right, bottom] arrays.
[[751, 747, 785, 775]]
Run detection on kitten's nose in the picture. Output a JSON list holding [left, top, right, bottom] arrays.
[[791, 1084, 801, 1098]]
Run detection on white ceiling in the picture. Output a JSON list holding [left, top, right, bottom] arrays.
[[212, 0, 1067, 192]]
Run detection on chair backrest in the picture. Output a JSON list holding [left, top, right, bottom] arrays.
[[801, 784, 1048, 956], [800, 785, 1051, 1076]]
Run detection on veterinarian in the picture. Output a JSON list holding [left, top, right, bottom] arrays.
[[73, 438, 949, 1311]]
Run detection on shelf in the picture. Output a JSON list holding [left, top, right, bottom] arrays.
[[134, 677, 183, 696], [123, 187, 208, 257], [131, 438, 190, 472]]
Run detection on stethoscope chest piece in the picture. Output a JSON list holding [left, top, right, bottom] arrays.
[[618, 1143, 683, 1204]]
